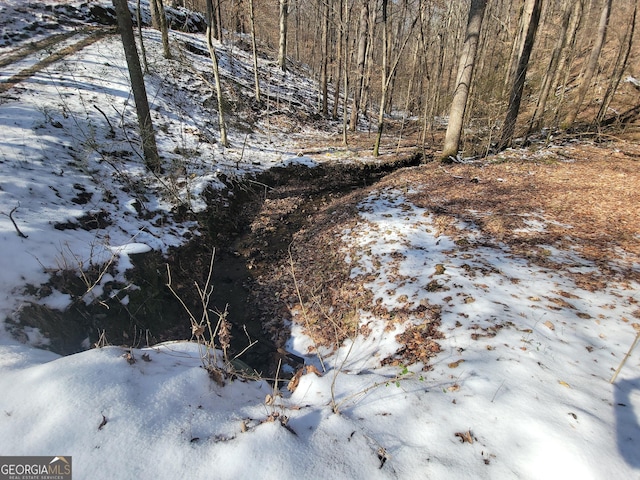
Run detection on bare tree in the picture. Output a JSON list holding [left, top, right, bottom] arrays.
[[595, 1, 637, 126], [151, 0, 171, 59], [112, 0, 161, 172], [206, 0, 229, 147], [278, 0, 289, 71], [350, 1, 369, 130], [562, 0, 613, 129], [373, 0, 417, 157], [248, 0, 261, 102], [527, 1, 575, 135], [320, 0, 330, 115], [498, 0, 542, 150], [341, 0, 350, 145], [441, 0, 487, 161], [136, 0, 148, 73]]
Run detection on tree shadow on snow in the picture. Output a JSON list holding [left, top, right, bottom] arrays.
[[614, 377, 640, 468]]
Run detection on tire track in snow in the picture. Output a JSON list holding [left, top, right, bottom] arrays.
[[0, 27, 115, 94]]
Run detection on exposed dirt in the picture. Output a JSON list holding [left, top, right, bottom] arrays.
[[253, 137, 640, 368]]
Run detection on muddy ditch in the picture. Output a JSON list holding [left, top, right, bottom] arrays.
[[10, 153, 422, 376]]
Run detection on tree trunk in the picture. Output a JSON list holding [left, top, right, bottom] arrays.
[[595, 1, 636, 126], [349, 1, 369, 130], [504, 0, 528, 93], [360, 3, 377, 127], [551, 0, 584, 127], [112, 0, 160, 172], [373, 1, 416, 157], [498, 0, 542, 150], [278, 0, 289, 71], [341, 0, 349, 145], [441, 0, 487, 161], [562, 0, 612, 129], [149, 0, 160, 29], [248, 0, 260, 102], [527, 2, 573, 134], [320, 0, 330, 115], [136, 0, 148, 74], [332, 0, 343, 121], [155, 0, 171, 59], [206, 0, 229, 147]]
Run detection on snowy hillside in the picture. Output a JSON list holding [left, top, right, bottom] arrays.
[[0, 1, 638, 479]]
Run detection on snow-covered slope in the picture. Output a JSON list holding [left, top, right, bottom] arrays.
[[0, 2, 638, 479]]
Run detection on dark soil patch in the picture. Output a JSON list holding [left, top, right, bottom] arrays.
[[13, 154, 422, 376]]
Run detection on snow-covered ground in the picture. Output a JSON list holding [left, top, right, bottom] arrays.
[[0, 1, 638, 479]]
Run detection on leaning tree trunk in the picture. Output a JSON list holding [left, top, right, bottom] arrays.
[[206, 0, 229, 147], [112, 0, 160, 172], [441, 0, 487, 162], [527, 2, 573, 134], [498, 0, 542, 150], [562, 0, 612, 129], [595, 1, 637, 126], [136, 0, 148, 73]]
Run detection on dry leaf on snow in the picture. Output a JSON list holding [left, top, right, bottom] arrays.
[[455, 430, 474, 444], [448, 359, 465, 369]]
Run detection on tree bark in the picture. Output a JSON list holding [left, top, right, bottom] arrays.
[[155, 0, 171, 59], [441, 0, 487, 162], [112, 0, 160, 172], [332, 0, 343, 120], [206, 0, 229, 147], [248, 0, 260, 102], [149, 0, 160, 29], [373, 0, 390, 157], [373, 2, 416, 157], [595, 2, 637, 126], [498, 0, 542, 150], [136, 0, 148, 74], [341, 0, 349, 145], [527, 2, 573, 134], [350, 1, 369, 130], [562, 0, 612, 129], [320, 0, 330, 115], [278, 0, 289, 71]]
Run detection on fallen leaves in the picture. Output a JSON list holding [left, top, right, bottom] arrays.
[[287, 365, 324, 393], [434, 264, 446, 275], [455, 430, 474, 444], [448, 359, 465, 369]]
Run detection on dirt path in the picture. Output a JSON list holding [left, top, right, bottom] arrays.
[[0, 27, 114, 94]]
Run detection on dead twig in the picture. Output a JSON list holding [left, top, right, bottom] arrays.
[[610, 324, 640, 384], [1, 205, 28, 238]]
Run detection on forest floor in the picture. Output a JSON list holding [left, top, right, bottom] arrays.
[[0, 1, 639, 478]]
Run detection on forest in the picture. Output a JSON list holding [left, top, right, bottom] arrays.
[[0, 0, 639, 478], [164, 0, 640, 158]]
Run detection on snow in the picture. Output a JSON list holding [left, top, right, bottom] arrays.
[[0, 1, 638, 479]]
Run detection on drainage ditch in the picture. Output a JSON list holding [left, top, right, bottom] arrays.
[[11, 153, 423, 376]]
